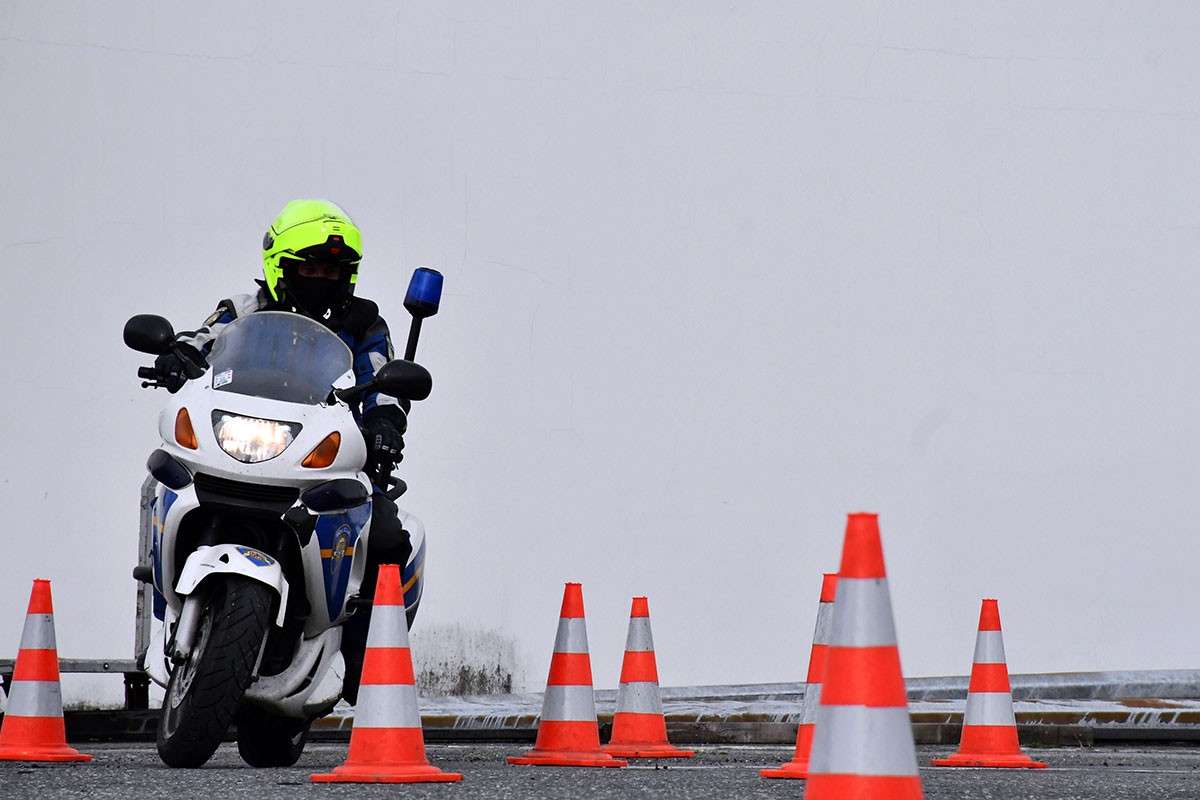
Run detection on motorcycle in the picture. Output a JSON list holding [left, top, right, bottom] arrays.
[[124, 268, 442, 768]]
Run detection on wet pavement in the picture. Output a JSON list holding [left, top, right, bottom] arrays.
[[3, 742, 1200, 799]]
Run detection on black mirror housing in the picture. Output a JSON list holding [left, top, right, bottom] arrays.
[[124, 314, 176, 355], [375, 359, 433, 401]]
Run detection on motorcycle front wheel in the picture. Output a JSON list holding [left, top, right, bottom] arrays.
[[156, 576, 274, 768]]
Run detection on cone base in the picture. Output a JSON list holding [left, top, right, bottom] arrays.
[[603, 742, 694, 759], [805, 773, 925, 798], [760, 759, 808, 779], [0, 744, 92, 763], [932, 752, 1047, 769], [508, 749, 628, 768], [312, 763, 462, 783]]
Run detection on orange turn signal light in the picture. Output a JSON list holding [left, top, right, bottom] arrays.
[[302, 432, 341, 468], [175, 408, 198, 450]]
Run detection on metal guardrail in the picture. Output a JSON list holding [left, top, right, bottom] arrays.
[[0, 659, 150, 711]]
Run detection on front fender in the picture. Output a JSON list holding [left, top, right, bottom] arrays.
[[175, 544, 289, 626]]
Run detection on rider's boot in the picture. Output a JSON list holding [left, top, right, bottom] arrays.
[[341, 493, 413, 705]]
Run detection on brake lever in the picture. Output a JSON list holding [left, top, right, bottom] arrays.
[[138, 366, 165, 390], [366, 457, 393, 489]]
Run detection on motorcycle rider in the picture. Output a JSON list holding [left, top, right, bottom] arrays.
[[153, 198, 412, 704]]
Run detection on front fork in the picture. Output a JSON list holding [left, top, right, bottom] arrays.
[[169, 595, 203, 664]]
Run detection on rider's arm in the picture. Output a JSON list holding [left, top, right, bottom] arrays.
[[353, 316, 408, 482], [152, 298, 240, 391], [177, 291, 270, 359], [354, 318, 409, 432]]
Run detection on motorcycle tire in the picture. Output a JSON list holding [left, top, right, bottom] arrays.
[[235, 705, 311, 767], [156, 576, 274, 768]]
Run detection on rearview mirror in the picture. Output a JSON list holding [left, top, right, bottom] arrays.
[[374, 359, 433, 401], [123, 314, 176, 355]]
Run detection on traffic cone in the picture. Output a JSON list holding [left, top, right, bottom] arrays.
[[311, 564, 461, 783], [603, 597, 693, 758], [0, 579, 91, 762], [508, 583, 626, 768], [931, 598, 1047, 769], [804, 513, 923, 799], [762, 572, 837, 779]]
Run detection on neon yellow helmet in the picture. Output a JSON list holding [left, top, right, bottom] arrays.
[[262, 199, 363, 312]]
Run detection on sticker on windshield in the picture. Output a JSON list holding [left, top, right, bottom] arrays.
[[213, 369, 233, 389]]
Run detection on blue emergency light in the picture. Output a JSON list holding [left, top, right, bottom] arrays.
[[404, 267, 443, 320]]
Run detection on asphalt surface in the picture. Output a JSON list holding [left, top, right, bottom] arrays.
[[3, 742, 1200, 799]]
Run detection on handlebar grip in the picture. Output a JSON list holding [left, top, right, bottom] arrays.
[[138, 367, 158, 380]]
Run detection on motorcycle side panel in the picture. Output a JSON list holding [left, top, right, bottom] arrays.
[[145, 614, 171, 688], [397, 509, 426, 615], [150, 489, 178, 621], [315, 502, 372, 622], [244, 627, 344, 719]]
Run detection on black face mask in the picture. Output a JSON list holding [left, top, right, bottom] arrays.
[[280, 270, 352, 322]]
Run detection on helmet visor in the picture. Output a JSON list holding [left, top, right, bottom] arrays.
[[294, 234, 361, 267]]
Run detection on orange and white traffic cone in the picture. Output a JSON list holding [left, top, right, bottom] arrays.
[[312, 563, 461, 784], [804, 513, 923, 799], [0, 579, 91, 762], [762, 572, 837, 779], [932, 598, 1047, 769], [603, 596, 693, 758], [508, 583, 626, 768]]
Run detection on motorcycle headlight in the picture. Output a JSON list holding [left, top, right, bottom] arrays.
[[212, 412, 301, 463]]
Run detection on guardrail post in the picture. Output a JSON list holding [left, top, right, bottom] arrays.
[[130, 476, 158, 711], [135, 476, 156, 672]]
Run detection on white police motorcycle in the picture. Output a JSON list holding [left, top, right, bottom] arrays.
[[124, 269, 441, 769]]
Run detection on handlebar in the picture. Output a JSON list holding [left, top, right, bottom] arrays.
[[138, 365, 167, 390], [135, 338, 207, 390]]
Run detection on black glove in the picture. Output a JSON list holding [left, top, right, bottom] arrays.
[[153, 345, 204, 394], [364, 417, 405, 463]]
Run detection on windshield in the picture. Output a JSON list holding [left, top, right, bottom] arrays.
[[207, 312, 353, 404]]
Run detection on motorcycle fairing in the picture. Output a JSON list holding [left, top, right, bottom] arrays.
[[316, 500, 372, 620], [402, 536, 425, 613], [150, 489, 179, 621]]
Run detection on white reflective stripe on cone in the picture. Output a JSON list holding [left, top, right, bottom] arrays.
[[808, 705, 919, 776], [363, 606, 412, 648], [963, 691, 1018, 726], [5, 681, 64, 719], [553, 618, 589, 654], [614, 681, 664, 715], [541, 685, 597, 722], [624, 618, 654, 652], [827, 579, 899, 648], [798, 683, 823, 724], [813, 603, 834, 645], [19, 614, 56, 650], [354, 683, 423, 729], [972, 630, 1007, 665]]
